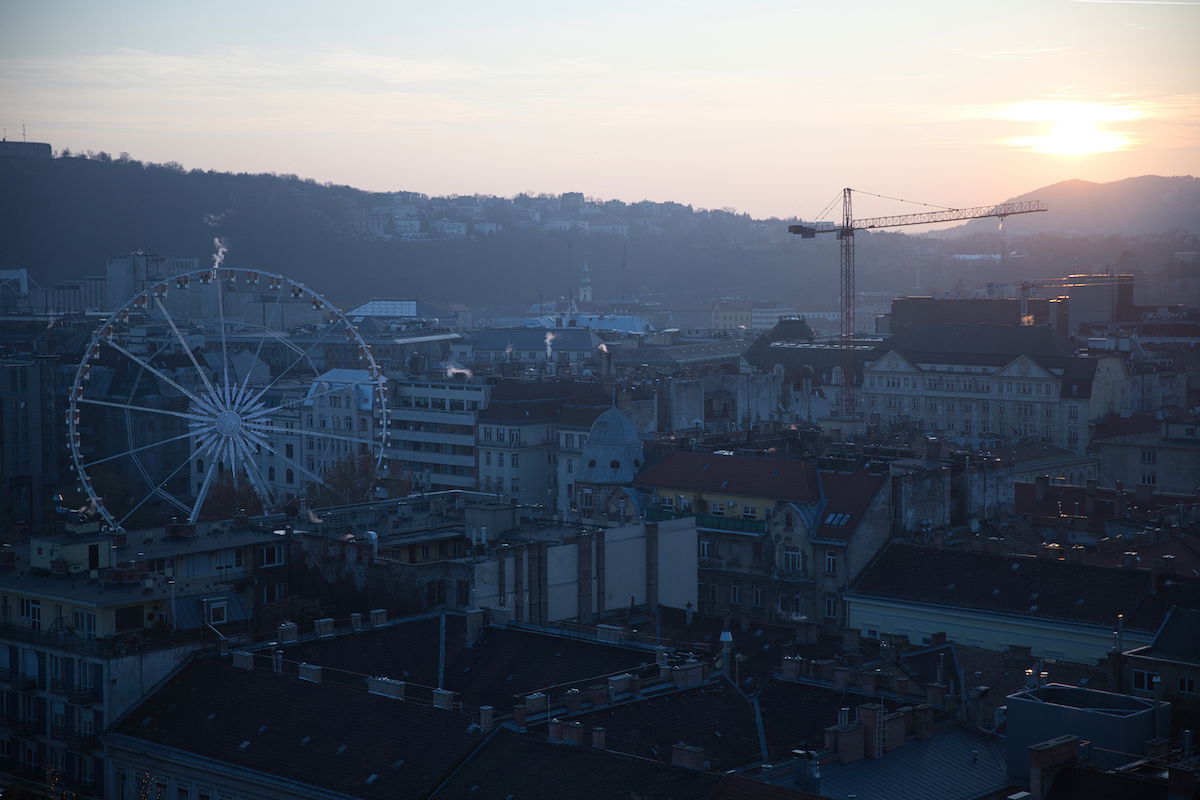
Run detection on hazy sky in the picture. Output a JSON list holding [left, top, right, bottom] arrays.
[[3, 0, 1197, 219]]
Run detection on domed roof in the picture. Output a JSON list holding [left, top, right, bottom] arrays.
[[575, 407, 644, 485]]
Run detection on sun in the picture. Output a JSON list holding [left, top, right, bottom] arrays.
[[1000, 101, 1141, 155]]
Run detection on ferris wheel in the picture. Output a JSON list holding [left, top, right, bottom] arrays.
[[67, 266, 388, 531]]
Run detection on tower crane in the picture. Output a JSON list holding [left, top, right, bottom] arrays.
[[789, 189, 1047, 418]]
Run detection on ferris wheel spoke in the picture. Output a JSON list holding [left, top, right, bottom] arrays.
[[232, 437, 274, 507], [117, 449, 199, 527], [245, 319, 342, 408], [154, 294, 222, 404], [81, 429, 199, 469], [242, 380, 356, 422], [189, 454, 221, 523], [215, 273, 233, 405], [237, 284, 287, 408], [240, 430, 328, 487], [76, 397, 211, 424], [102, 338, 217, 413]]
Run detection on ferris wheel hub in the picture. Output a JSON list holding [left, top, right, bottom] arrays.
[[214, 409, 243, 436]]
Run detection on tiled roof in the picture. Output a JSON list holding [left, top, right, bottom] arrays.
[[433, 728, 722, 799], [850, 543, 1200, 634], [817, 726, 1010, 800], [634, 452, 820, 503], [815, 469, 886, 541], [111, 659, 480, 800], [570, 679, 762, 770], [1132, 606, 1200, 666], [757, 680, 872, 760], [711, 774, 829, 800], [280, 616, 655, 712], [872, 323, 1074, 367]]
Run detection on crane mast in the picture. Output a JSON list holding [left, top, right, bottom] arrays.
[[789, 191, 1046, 419]]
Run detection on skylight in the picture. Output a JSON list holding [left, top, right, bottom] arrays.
[[824, 512, 852, 526]]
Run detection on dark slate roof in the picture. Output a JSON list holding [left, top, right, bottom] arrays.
[[634, 452, 820, 503], [711, 774, 829, 800], [572, 680, 762, 770], [1134, 606, 1200, 665], [873, 323, 1073, 367], [466, 328, 601, 352], [850, 543, 1200, 634], [280, 616, 655, 712], [111, 659, 480, 800], [1044, 765, 1179, 800], [757, 679, 876, 760], [1013, 481, 1200, 531], [817, 726, 1010, 800], [815, 468, 886, 542], [433, 727, 722, 799], [612, 340, 748, 368]]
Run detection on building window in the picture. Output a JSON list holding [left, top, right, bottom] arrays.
[[510, 478, 519, 494], [824, 596, 838, 619], [699, 540, 711, 559], [483, 427, 493, 441], [824, 550, 837, 575], [1140, 449, 1157, 464], [260, 543, 285, 567], [1179, 677, 1196, 694], [1141, 473, 1157, 487], [742, 505, 757, 520], [729, 584, 741, 605], [1132, 669, 1160, 692], [18, 598, 40, 631], [752, 585, 764, 608], [484, 451, 491, 466], [784, 549, 802, 573], [710, 502, 725, 516], [511, 453, 519, 468], [206, 600, 227, 625]]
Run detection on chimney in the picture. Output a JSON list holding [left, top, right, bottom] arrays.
[[1035, 474, 1050, 502], [1122, 551, 1139, 569], [782, 656, 802, 680], [278, 622, 298, 643], [1115, 488, 1128, 518], [298, 663, 322, 683], [512, 704, 527, 729], [913, 703, 935, 740], [314, 617, 335, 637], [592, 726, 606, 749], [1136, 483, 1154, 506], [1068, 545, 1086, 563], [367, 677, 406, 700], [1161, 554, 1176, 575], [370, 608, 387, 626], [564, 688, 583, 713], [232, 651, 255, 670], [479, 705, 494, 733], [351, 612, 363, 630], [563, 721, 585, 746], [1028, 736, 1080, 800], [837, 707, 850, 727], [1086, 479, 1098, 515], [548, 718, 563, 742], [272, 649, 283, 673]]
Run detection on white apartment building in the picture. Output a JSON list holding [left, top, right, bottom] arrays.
[[861, 324, 1129, 453]]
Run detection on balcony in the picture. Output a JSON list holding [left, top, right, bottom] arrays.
[[645, 508, 767, 534], [50, 678, 68, 695], [695, 514, 766, 535], [11, 717, 40, 736]]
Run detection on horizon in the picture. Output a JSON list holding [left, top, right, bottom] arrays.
[[3, 1, 1198, 221]]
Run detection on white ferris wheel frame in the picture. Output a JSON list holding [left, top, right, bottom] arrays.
[[67, 265, 389, 531]]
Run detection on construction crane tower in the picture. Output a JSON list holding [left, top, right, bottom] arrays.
[[789, 190, 1047, 418]]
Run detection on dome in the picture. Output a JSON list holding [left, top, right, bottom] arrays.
[[574, 407, 644, 485]]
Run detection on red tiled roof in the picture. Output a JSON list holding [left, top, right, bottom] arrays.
[[634, 452, 819, 503]]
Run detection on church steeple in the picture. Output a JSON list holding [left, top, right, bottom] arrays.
[[578, 259, 593, 303]]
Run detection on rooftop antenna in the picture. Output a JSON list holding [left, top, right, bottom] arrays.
[[22, 121, 26, 142], [621, 242, 628, 299]]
